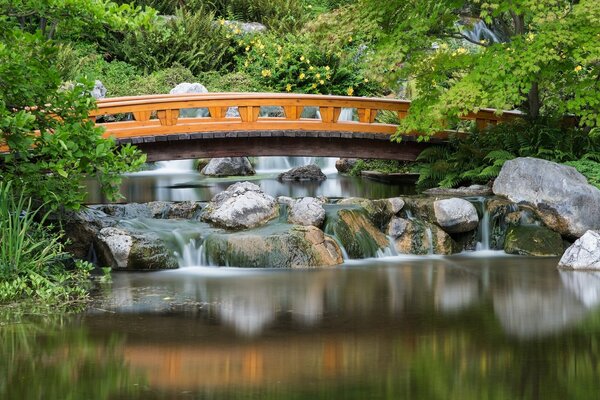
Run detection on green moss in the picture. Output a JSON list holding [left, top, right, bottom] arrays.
[[504, 225, 564, 256]]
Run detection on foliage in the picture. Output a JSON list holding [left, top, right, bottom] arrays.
[[102, 7, 235, 75], [564, 159, 600, 189], [0, 29, 146, 209], [197, 71, 270, 92], [415, 119, 600, 189], [235, 32, 381, 95], [0, 0, 157, 40], [0, 182, 92, 305], [349, 159, 416, 176], [352, 0, 600, 138]]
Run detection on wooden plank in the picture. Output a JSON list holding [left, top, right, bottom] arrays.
[[133, 111, 151, 122], [208, 106, 227, 120], [283, 106, 303, 120], [157, 109, 179, 126]]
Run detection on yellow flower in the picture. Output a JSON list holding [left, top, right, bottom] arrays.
[[456, 47, 467, 55], [325, 66, 330, 71], [234, 28, 241, 34], [526, 32, 535, 42], [309, 66, 314, 70], [575, 65, 583, 72], [326, 74, 331, 80], [347, 87, 354, 96], [364, 78, 369, 83], [261, 69, 272, 77], [300, 55, 305, 61], [312, 83, 318, 89], [286, 83, 292, 92], [258, 44, 265, 50], [245, 46, 250, 51], [319, 80, 324, 85], [219, 18, 225, 25], [299, 73, 306, 80], [306, 58, 311, 64], [348, 36, 353, 42], [316, 73, 321, 79], [244, 60, 249, 67]]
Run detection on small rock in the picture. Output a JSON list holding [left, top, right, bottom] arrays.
[[288, 197, 326, 227], [335, 158, 359, 174], [434, 198, 479, 233], [559, 230, 600, 270], [91, 80, 106, 99], [278, 164, 327, 181], [201, 157, 255, 176]]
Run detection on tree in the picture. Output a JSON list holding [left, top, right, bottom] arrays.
[[353, 0, 599, 138], [0, 28, 146, 210]]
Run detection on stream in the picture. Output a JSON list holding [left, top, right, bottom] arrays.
[[4, 157, 599, 399]]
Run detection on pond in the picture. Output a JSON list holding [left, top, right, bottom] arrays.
[[3, 256, 600, 399]]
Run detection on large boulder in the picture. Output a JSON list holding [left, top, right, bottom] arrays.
[[504, 225, 564, 256], [169, 82, 209, 117], [278, 164, 327, 181], [288, 197, 326, 227], [324, 208, 389, 258], [558, 230, 600, 270], [433, 198, 479, 233], [493, 157, 600, 238], [335, 158, 359, 174], [200, 157, 256, 177], [337, 197, 404, 230], [96, 227, 178, 270], [203, 225, 343, 268], [388, 217, 456, 255], [201, 182, 279, 230]]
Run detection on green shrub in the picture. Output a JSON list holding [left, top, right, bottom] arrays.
[[415, 119, 600, 189], [564, 158, 600, 189], [349, 160, 416, 176], [236, 32, 381, 95], [197, 71, 269, 92], [0, 182, 91, 305]]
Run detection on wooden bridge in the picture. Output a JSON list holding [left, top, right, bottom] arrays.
[[4, 93, 522, 162]]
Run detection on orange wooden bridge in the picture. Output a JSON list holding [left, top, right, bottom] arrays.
[[5, 93, 523, 162]]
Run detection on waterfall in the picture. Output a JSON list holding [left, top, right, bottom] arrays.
[[425, 227, 434, 255], [462, 20, 501, 44], [154, 159, 196, 173]]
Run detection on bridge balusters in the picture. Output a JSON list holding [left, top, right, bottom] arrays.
[[283, 106, 303, 120], [319, 107, 342, 123], [238, 106, 260, 122], [357, 108, 378, 123], [208, 107, 228, 120], [157, 109, 180, 126], [133, 111, 152, 122]]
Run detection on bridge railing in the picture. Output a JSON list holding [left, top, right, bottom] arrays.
[[90, 93, 522, 140]]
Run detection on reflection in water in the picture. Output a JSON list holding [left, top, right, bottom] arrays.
[[6, 257, 600, 399]]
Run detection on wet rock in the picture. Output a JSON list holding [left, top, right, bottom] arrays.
[[493, 157, 600, 238], [169, 82, 209, 117], [200, 157, 256, 177], [434, 198, 479, 233], [278, 164, 327, 181], [337, 197, 404, 230], [558, 230, 600, 270], [96, 227, 178, 270], [201, 182, 278, 230], [57, 207, 117, 260], [390, 218, 456, 255], [325, 208, 389, 258], [335, 158, 359, 174], [203, 225, 342, 268], [288, 197, 326, 227], [94, 201, 202, 220], [402, 197, 436, 222], [423, 184, 492, 197], [504, 225, 564, 256]]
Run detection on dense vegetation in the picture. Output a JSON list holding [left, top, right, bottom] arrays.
[[0, 0, 598, 303]]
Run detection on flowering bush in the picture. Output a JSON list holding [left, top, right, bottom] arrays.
[[233, 31, 381, 96]]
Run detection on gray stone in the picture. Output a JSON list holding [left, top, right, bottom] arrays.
[[337, 197, 403, 230], [202, 182, 279, 229], [169, 82, 209, 117], [288, 197, 326, 227], [559, 231, 600, 270], [392, 218, 456, 255], [203, 225, 343, 268], [335, 158, 359, 173], [433, 198, 479, 233], [387, 217, 410, 237], [223, 20, 267, 33], [493, 157, 600, 238], [504, 225, 564, 256], [91, 80, 106, 99], [278, 164, 327, 182], [325, 208, 389, 259], [424, 184, 492, 196], [200, 157, 256, 177], [96, 227, 178, 270]]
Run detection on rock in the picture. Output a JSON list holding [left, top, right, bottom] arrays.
[[324, 208, 389, 258], [96, 227, 178, 270], [201, 182, 279, 229], [91, 80, 106, 99], [223, 20, 267, 33], [195, 158, 211, 171], [335, 158, 359, 173], [433, 198, 479, 233], [337, 197, 404, 230], [169, 82, 209, 117], [493, 157, 600, 238], [203, 225, 342, 268], [278, 164, 327, 181], [504, 225, 564, 256], [56, 207, 117, 260], [288, 197, 326, 227], [200, 157, 256, 176], [390, 218, 456, 255], [93, 201, 202, 220], [558, 231, 600, 270], [225, 107, 240, 118], [277, 196, 295, 206], [423, 184, 493, 196]]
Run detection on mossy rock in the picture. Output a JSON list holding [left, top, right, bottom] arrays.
[[504, 225, 564, 256], [337, 197, 402, 230], [392, 219, 457, 255], [325, 208, 389, 259], [203, 225, 342, 268]]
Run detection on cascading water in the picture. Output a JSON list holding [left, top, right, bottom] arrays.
[[473, 197, 492, 251], [462, 20, 501, 44]]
